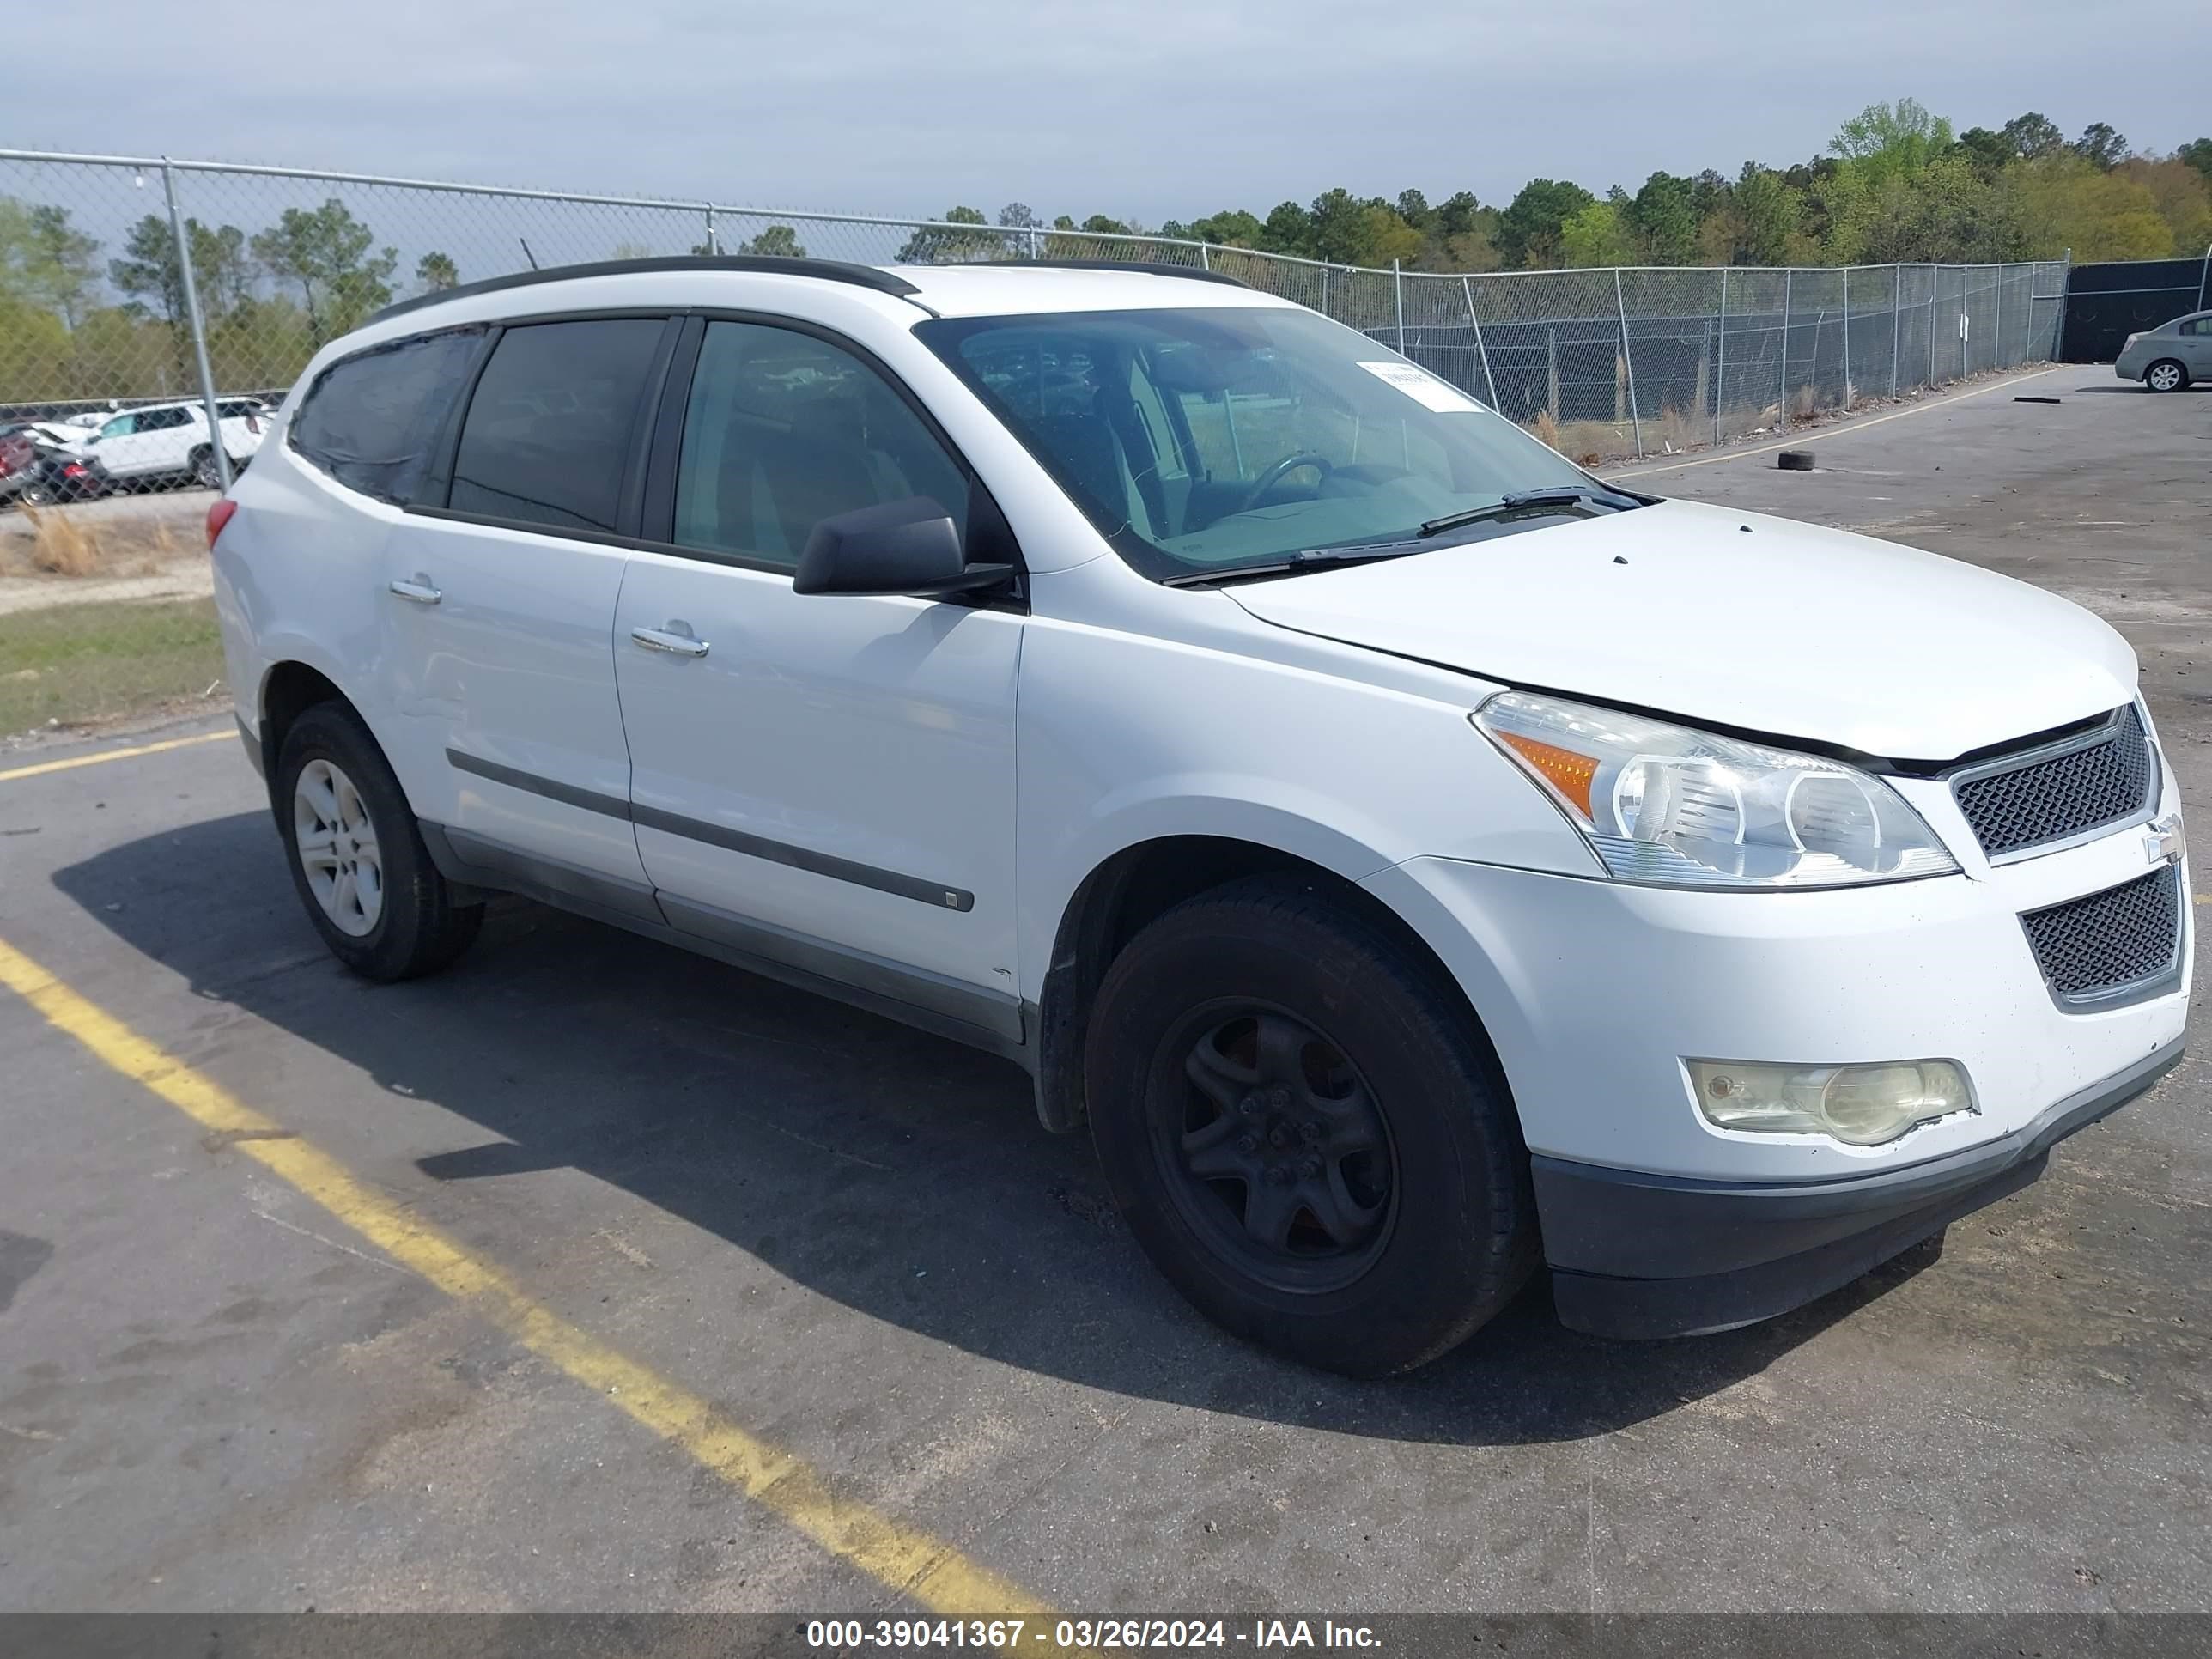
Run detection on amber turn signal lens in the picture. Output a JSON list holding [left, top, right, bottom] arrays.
[[1493, 730, 1599, 817]]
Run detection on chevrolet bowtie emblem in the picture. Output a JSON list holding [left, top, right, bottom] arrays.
[[2145, 814, 2185, 868]]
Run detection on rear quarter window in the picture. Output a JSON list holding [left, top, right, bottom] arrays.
[[291, 329, 483, 503]]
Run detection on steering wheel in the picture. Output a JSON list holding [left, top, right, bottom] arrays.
[[1238, 451, 1332, 512]]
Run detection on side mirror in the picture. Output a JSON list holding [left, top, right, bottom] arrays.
[[793, 496, 1014, 599]]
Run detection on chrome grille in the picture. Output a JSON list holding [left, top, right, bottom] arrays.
[[2020, 866, 2182, 1006], [1952, 706, 2156, 860]]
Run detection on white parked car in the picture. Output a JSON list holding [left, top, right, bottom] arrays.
[[84, 397, 270, 488], [210, 257, 2190, 1374]]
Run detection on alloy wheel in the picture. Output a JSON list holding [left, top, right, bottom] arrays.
[[293, 757, 384, 937]]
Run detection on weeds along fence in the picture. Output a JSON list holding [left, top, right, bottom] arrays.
[[3, 149, 2069, 473]]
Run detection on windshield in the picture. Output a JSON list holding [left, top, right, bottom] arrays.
[[919, 305, 1611, 582]]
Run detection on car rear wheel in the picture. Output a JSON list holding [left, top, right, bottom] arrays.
[[1085, 876, 1537, 1376], [276, 702, 483, 981], [2145, 359, 2187, 393], [191, 447, 230, 489]]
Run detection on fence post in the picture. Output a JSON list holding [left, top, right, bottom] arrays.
[[1461, 275, 1499, 410], [1547, 327, 1559, 424], [2057, 247, 2072, 358], [1614, 269, 1643, 457], [1199, 244, 1210, 270], [1890, 264, 1901, 396], [1927, 264, 1936, 387], [703, 206, 718, 254], [160, 160, 229, 494], [1841, 266, 1851, 410], [1994, 264, 2002, 368], [1778, 267, 1793, 427], [2197, 241, 2209, 313], [1713, 266, 1729, 446], [1394, 259, 1406, 356]]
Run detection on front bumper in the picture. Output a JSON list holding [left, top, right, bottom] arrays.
[[1361, 766, 2191, 1337], [1535, 1037, 2181, 1337]]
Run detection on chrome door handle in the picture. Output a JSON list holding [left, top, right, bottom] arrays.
[[630, 625, 709, 658], [388, 576, 441, 605]]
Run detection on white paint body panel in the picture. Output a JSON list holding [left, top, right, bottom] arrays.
[[375, 513, 647, 887], [613, 551, 1021, 991], [214, 263, 2190, 1196], [1227, 497, 2138, 762]]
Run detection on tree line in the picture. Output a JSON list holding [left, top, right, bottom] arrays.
[[5, 99, 2209, 405], [0, 194, 468, 404], [908, 102, 2212, 274]]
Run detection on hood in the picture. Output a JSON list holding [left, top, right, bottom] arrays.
[[1227, 498, 2137, 763]]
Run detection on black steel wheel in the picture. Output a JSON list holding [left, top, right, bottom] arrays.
[[1156, 1004, 1396, 1294], [1087, 876, 1537, 1376]]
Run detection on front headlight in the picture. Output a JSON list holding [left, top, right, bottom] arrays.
[[1473, 690, 1958, 888]]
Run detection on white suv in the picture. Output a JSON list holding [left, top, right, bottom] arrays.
[[84, 397, 270, 488], [210, 256, 2190, 1374]]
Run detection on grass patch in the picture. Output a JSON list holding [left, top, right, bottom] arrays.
[[0, 596, 224, 732], [3, 501, 194, 580]]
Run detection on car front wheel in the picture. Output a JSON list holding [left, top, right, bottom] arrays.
[[276, 702, 483, 981], [1085, 876, 1537, 1376], [2144, 359, 2187, 393]]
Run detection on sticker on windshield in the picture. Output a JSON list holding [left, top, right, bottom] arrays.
[[1356, 361, 1483, 412]]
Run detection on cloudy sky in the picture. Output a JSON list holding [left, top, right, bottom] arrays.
[[11, 0, 2210, 224]]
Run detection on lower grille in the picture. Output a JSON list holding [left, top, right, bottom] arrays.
[[2020, 865, 2183, 1007]]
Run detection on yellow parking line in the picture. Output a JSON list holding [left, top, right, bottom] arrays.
[[0, 729, 229, 784], [1607, 365, 2064, 479], [0, 934, 1052, 1623]]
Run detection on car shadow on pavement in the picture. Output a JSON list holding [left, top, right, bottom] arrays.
[[53, 811, 1940, 1446]]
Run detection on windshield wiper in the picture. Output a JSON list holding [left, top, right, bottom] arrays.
[[1159, 543, 1420, 588], [1417, 484, 1643, 538]]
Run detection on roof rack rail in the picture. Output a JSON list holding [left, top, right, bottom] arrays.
[[941, 258, 1250, 289], [368, 255, 922, 325]]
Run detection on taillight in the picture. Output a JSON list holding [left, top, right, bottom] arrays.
[[62, 463, 87, 478], [206, 497, 238, 549]]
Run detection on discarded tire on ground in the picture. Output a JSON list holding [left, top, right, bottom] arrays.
[[1777, 450, 1815, 471]]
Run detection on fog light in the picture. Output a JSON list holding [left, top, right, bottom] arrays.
[[1687, 1059, 1975, 1146]]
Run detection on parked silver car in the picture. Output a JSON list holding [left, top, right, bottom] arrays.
[[2115, 309, 2211, 392]]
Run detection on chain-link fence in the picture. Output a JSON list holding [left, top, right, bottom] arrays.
[[0, 147, 2069, 733]]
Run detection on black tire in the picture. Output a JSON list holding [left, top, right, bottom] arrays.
[[191, 447, 228, 490], [2143, 359, 2188, 393], [1085, 876, 1536, 1376], [275, 702, 482, 981]]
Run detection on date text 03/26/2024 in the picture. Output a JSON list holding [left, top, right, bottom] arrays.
[[805, 1620, 1382, 1650]]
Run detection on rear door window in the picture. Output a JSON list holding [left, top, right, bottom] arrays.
[[292, 329, 480, 502], [449, 319, 666, 533]]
